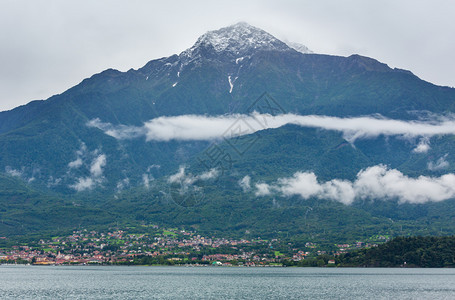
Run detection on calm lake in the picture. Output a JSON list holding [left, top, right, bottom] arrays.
[[0, 265, 454, 299]]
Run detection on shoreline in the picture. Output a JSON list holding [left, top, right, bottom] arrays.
[[2, 263, 452, 268]]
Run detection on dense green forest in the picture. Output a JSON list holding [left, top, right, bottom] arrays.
[[339, 236, 455, 267], [289, 236, 455, 267]]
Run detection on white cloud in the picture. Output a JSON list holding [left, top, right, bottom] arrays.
[[71, 177, 96, 192], [88, 113, 455, 143], [254, 165, 455, 204], [90, 154, 106, 177], [142, 164, 159, 189], [199, 168, 219, 180], [116, 178, 130, 192], [428, 154, 450, 171], [320, 180, 356, 205], [143, 114, 255, 141], [142, 173, 154, 189], [255, 183, 272, 196], [279, 172, 322, 199], [168, 166, 186, 184], [68, 143, 88, 169], [47, 176, 62, 188], [167, 166, 219, 201], [413, 137, 431, 153], [68, 157, 83, 169], [5, 166, 23, 177], [239, 175, 251, 191], [147, 164, 161, 171], [5, 166, 40, 184], [87, 118, 146, 139], [276, 172, 356, 205], [168, 166, 219, 194], [168, 166, 219, 185], [70, 153, 107, 192], [354, 165, 455, 204]]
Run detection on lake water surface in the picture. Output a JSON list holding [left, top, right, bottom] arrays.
[[0, 265, 454, 299]]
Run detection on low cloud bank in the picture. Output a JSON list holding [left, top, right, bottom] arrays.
[[88, 113, 455, 144], [87, 118, 146, 140], [253, 165, 455, 204]]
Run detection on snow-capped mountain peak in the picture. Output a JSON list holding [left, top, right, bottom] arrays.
[[180, 22, 292, 60]]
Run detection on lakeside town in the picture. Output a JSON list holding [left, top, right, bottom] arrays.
[[0, 225, 388, 266]]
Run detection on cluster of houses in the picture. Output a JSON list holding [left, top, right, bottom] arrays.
[[0, 227, 387, 265], [0, 227, 284, 265]]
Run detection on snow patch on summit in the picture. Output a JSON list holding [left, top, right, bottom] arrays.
[[180, 22, 291, 61]]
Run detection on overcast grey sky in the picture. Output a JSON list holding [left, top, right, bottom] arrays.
[[1, 0, 454, 112]]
